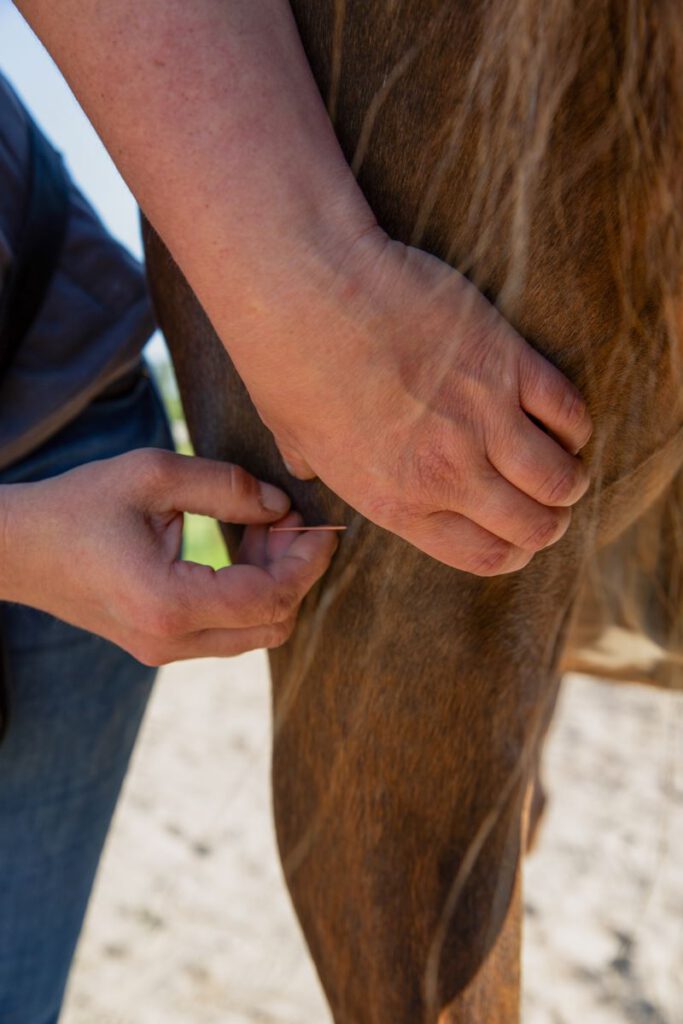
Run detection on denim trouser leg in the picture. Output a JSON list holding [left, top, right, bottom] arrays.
[[0, 370, 173, 1023]]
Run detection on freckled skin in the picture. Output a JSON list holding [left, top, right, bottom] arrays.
[[145, 1, 683, 1020]]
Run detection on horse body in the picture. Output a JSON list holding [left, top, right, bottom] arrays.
[[144, 2, 683, 1020]]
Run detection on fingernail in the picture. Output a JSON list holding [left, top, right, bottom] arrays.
[[259, 482, 290, 515]]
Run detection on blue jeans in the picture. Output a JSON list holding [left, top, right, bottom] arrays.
[[0, 369, 173, 1023]]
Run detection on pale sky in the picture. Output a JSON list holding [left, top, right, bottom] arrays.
[[0, 0, 166, 358]]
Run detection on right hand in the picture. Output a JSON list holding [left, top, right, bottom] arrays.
[[233, 231, 593, 576], [0, 449, 337, 665]]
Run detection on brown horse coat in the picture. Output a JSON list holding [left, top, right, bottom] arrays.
[[144, 1, 683, 1020]]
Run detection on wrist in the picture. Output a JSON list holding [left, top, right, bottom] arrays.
[[215, 218, 390, 389], [207, 172, 383, 349]]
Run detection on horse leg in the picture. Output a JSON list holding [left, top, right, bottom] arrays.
[[267, 523, 576, 1024], [144, 225, 567, 1021], [438, 870, 523, 1024], [144, 0, 683, 1018]]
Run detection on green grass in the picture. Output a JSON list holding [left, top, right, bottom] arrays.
[[183, 512, 229, 570], [152, 358, 230, 571], [177, 442, 230, 570]]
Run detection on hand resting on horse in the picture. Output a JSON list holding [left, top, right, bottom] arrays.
[[17, 0, 593, 576], [0, 451, 337, 665], [242, 231, 593, 575]]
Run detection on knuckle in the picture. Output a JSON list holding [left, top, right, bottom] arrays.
[[573, 412, 593, 452], [415, 448, 459, 500], [557, 384, 594, 450], [519, 350, 543, 392], [522, 509, 569, 551], [139, 448, 175, 479], [145, 600, 184, 640], [526, 357, 592, 446], [132, 448, 175, 489], [364, 494, 409, 529], [265, 618, 296, 649], [467, 539, 517, 577], [507, 548, 535, 573], [560, 385, 588, 428], [464, 539, 535, 577], [268, 585, 299, 625], [224, 463, 258, 499], [539, 464, 584, 505]]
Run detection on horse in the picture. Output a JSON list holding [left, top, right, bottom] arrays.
[[143, 1, 683, 1020]]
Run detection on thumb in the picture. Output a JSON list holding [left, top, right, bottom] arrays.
[[137, 451, 291, 523]]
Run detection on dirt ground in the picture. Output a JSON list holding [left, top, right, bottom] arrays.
[[61, 654, 682, 1024]]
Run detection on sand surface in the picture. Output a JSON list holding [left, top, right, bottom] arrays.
[[61, 654, 682, 1024]]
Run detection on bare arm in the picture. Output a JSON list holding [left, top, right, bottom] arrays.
[[14, 0, 592, 574], [15, 0, 373, 336]]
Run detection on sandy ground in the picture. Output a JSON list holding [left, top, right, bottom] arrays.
[[61, 654, 683, 1024]]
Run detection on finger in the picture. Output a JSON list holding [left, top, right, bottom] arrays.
[[461, 465, 571, 551], [185, 617, 298, 658], [396, 510, 534, 576], [490, 414, 590, 508], [150, 617, 299, 664], [235, 512, 306, 568], [235, 523, 268, 568], [518, 349, 593, 453], [142, 451, 291, 522], [168, 527, 338, 631], [265, 511, 307, 559]]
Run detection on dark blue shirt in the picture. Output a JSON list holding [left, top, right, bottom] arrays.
[[0, 73, 155, 469]]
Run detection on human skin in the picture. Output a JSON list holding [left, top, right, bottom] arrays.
[[0, 450, 337, 664], [5, 1, 593, 657]]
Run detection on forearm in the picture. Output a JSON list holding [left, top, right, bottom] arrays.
[[14, 0, 375, 358]]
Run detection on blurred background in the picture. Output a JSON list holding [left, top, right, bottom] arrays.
[[1, 4, 681, 1023]]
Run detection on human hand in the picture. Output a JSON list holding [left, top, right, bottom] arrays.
[[234, 233, 593, 575], [15, 0, 588, 577], [0, 450, 337, 664]]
